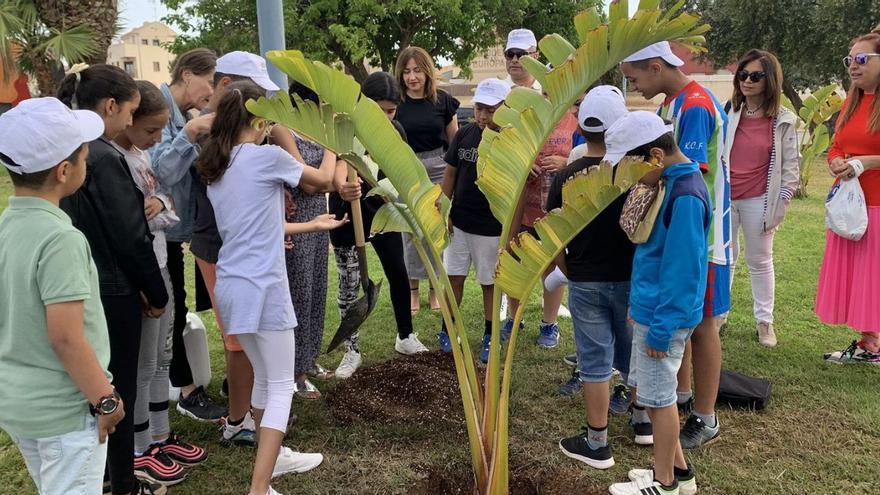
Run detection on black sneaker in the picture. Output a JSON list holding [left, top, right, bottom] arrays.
[[134, 480, 168, 495], [677, 396, 694, 415], [220, 377, 229, 399], [630, 419, 653, 446], [176, 385, 227, 422], [680, 414, 720, 449], [563, 353, 577, 366], [558, 428, 615, 470], [558, 369, 582, 396], [609, 384, 632, 415]]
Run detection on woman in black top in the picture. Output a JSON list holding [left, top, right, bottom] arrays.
[[394, 46, 460, 313], [329, 72, 429, 379]]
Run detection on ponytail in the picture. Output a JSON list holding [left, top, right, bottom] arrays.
[[57, 64, 138, 111], [197, 80, 265, 184]]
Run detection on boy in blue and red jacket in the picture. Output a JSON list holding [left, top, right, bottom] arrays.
[[604, 112, 711, 495]]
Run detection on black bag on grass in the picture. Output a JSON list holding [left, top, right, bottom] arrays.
[[716, 369, 772, 410]]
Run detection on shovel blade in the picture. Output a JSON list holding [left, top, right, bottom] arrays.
[[326, 279, 382, 353]]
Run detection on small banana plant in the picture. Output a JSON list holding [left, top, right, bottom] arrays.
[[782, 84, 843, 198], [248, 1, 706, 492]]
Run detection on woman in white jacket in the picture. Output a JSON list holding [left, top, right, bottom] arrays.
[[724, 49, 800, 347]]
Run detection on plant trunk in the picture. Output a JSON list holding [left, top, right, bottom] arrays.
[[30, 54, 57, 96], [783, 79, 803, 113], [35, 0, 119, 65], [341, 58, 370, 84]]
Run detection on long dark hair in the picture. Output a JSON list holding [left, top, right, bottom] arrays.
[[57, 64, 138, 111], [731, 49, 783, 118], [362, 72, 401, 103], [197, 80, 265, 184], [288, 81, 319, 105], [133, 80, 168, 119]]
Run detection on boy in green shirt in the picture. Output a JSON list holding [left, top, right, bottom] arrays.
[[0, 97, 126, 495]]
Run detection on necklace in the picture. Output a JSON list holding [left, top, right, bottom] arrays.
[[745, 103, 763, 117]]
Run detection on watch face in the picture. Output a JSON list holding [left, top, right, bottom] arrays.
[[98, 397, 117, 414]]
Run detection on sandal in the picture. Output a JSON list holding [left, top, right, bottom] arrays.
[[410, 288, 421, 314], [429, 288, 440, 311], [307, 364, 333, 380], [293, 379, 321, 400]]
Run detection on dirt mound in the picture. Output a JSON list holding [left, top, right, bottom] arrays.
[[327, 351, 478, 427]]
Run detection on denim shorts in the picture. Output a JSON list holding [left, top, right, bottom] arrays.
[[9, 415, 107, 495], [568, 281, 632, 383], [628, 322, 694, 408]]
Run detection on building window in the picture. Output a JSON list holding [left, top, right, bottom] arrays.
[[153, 62, 161, 72], [152, 39, 160, 46], [141, 39, 148, 45], [124, 61, 135, 77]]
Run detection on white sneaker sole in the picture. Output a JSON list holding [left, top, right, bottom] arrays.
[[272, 455, 324, 478], [395, 344, 428, 355], [634, 434, 654, 446], [558, 442, 614, 470], [628, 471, 698, 495], [134, 469, 186, 487], [175, 403, 222, 423]]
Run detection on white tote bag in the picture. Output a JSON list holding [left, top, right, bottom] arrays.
[[825, 178, 868, 241]]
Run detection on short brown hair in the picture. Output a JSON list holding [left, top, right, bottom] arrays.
[[838, 33, 880, 133], [170, 48, 217, 85], [731, 49, 784, 118], [395, 46, 438, 103], [3, 145, 84, 189]]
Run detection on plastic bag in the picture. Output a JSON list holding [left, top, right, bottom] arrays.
[[825, 178, 868, 241]]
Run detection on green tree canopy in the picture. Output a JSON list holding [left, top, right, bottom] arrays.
[[162, 0, 599, 83]]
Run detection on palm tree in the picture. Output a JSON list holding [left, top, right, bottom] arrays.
[[35, 0, 118, 65], [0, 0, 99, 95]]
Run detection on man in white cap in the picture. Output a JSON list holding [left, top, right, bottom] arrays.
[[503, 28, 541, 91], [599, 111, 707, 495], [190, 49, 281, 449], [0, 98, 129, 495], [621, 41, 730, 450], [568, 85, 628, 164], [438, 78, 511, 364]]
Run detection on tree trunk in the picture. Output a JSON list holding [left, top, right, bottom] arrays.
[[342, 57, 370, 84], [783, 79, 803, 113], [30, 53, 57, 96], [35, 0, 118, 65]]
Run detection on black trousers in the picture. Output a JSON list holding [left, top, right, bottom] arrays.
[[166, 241, 194, 388], [102, 293, 143, 495], [372, 232, 413, 338]]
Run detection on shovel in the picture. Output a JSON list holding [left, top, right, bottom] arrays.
[[326, 166, 382, 353]]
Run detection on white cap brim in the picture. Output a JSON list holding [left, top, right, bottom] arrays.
[[73, 109, 106, 144], [601, 150, 626, 166], [251, 74, 280, 92], [473, 95, 504, 106]]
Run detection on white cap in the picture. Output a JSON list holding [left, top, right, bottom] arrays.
[[622, 41, 684, 67], [577, 85, 628, 132], [506, 29, 537, 51], [0, 97, 104, 174], [602, 111, 674, 165], [473, 79, 511, 106], [215, 51, 280, 91]]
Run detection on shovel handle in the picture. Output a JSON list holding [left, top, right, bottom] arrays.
[[347, 166, 366, 249]]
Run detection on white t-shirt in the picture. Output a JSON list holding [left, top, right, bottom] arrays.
[[209, 144, 304, 334], [567, 143, 588, 165]]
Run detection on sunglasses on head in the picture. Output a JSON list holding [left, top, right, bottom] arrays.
[[736, 70, 767, 83], [504, 49, 533, 60], [843, 53, 880, 68]]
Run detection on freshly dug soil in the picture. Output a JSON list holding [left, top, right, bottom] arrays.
[[327, 351, 479, 427]]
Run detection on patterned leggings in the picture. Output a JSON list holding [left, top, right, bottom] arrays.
[[334, 231, 414, 350]]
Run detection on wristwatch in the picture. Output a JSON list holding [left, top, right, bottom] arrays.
[[90, 390, 120, 416]]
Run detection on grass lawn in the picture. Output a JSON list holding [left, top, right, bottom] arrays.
[[0, 168, 878, 495]]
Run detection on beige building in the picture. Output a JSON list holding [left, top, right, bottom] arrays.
[[107, 22, 177, 87]]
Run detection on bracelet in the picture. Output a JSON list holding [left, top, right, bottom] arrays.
[[849, 159, 865, 177]]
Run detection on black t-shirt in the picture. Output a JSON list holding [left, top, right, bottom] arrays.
[[395, 90, 460, 153], [328, 120, 405, 247], [445, 123, 501, 236], [546, 156, 634, 282], [190, 174, 221, 263]]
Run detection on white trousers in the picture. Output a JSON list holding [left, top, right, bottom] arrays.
[[730, 196, 776, 324], [237, 330, 296, 433]]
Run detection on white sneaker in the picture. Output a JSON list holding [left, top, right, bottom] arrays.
[[264, 487, 284, 495], [271, 446, 323, 478], [395, 333, 429, 355], [334, 349, 362, 379], [628, 468, 696, 495], [610, 476, 679, 495], [221, 410, 257, 446]]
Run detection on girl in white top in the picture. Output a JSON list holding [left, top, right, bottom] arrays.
[[196, 80, 342, 495]]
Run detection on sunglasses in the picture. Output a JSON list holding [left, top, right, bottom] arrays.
[[504, 49, 534, 60], [736, 70, 767, 83], [843, 53, 880, 68]]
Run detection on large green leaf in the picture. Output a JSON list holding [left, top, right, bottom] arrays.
[[247, 91, 355, 154], [370, 202, 415, 235]]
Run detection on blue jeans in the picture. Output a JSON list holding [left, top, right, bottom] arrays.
[[9, 415, 107, 495], [568, 281, 632, 383], [628, 322, 694, 408]]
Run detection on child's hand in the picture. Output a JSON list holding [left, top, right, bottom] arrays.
[[539, 155, 567, 173], [144, 197, 165, 220], [184, 113, 214, 142], [97, 399, 125, 443], [529, 163, 542, 178], [645, 346, 669, 359], [310, 213, 349, 232], [340, 179, 362, 202]]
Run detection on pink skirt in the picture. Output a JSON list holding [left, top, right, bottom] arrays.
[[815, 206, 880, 333]]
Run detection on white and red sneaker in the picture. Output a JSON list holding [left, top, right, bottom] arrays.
[[134, 445, 186, 486], [159, 433, 208, 466]]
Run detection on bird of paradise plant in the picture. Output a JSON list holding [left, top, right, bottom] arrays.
[[248, 2, 707, 492]]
